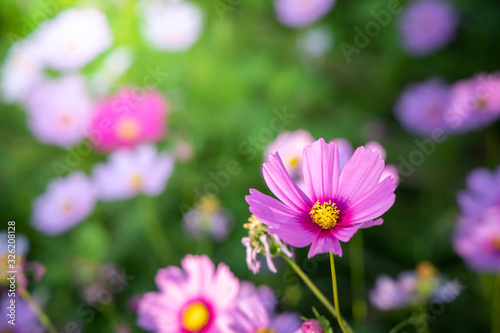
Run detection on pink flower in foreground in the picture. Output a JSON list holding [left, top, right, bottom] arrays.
[[246, 138, 396, 258], [26, 75, 92, 147], [31, 173, 96, 235], [92, 145, 174, 201], [90, 88, 169, 151], [137, 255, 239, 332]]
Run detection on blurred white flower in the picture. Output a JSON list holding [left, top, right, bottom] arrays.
[[297, 27, 332, 59], [33, 8, 113, 70], [92, 144, 175, 201], [140, 0, 203, 52], [89, 47, 134, 96], [26, 75, 92, 147], [1, 40, 43, 103]]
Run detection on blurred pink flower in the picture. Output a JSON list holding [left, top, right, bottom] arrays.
[[457, 165, 500, 216], [394, 78, 451, 136], [92, 144, 174, 201], [1, 40, 43, 103], [26, 75, 92, 147], [247, 138, 396, 258], [265, 130, 314, 179], [275, 0, 336, 28], [33, 8, 113, 70], [296, 319, 324, 333], [137, 254, 239, 332], [398, 0, 458, 56], [453, 206, 500, 273], [90, 88, 169, 151], [141, 0, 203, 52], [31, 173, 96, 235], [445, 72, 500, 133]]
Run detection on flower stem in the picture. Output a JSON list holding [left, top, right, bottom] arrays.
[[330, 252, 348, 333], [493, 273, 500, 333], [140, 196, 177, 265], [349, 232, 367, 322], [281, 254, 353, 333], [389, 318, 412, 333], [20, 289, 58, 333]]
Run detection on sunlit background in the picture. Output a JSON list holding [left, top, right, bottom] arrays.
[[1, 0, 500, 332]]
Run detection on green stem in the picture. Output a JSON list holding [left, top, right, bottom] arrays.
[[493, 273, 500, 333], [330, 253, 348, 333], [140, 196, 177, 265], [20, 289, 58, 333], [281, 254, 353, 333], [389, 318, 412, 333], [349, 232, 367, 322]]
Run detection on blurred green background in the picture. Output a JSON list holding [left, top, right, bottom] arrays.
[[1, 0, 500, 332]]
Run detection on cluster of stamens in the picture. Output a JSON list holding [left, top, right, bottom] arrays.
[[309, 200, 340, 229]]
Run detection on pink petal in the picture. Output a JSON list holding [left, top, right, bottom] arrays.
[[302, 138, 340, 203], [307, 230, 342, 258], [263, 153, 312, 212]]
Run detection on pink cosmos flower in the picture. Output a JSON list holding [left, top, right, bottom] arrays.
[[265, 130, 314, 180], [398, 0, 458, 56], [92, 144, 175, 201], [26, 75, 92, 147], [457, 165, 500, 216], [89, 88, 169, 151], [295, 319, 324, 333], [33, 8, 113, 70], [246, 138, 396, 258], [274, 0, 336, 28], [137, 254, 239, 332], [31, 173, 96, 235], [445, 72, 500, 133], [453, 206, 500, 273]]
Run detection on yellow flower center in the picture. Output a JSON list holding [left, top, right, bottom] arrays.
[[197, 195, 220, 213], [116, 118, 140, 141], [415, 261, 438, 280], [492, 237, 500, 252], [182, 301, 210, 332], [289, 156, 299, 167], [476, 97, 488, 110], [256, 329, 277, 333], [309, 201, 340, 229], [131, 174, 143, 191]]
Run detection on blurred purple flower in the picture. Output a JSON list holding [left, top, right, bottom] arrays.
[[265, 129, 314, 180], [1, 40, 43, 103], [247, 138, 396, 258], [26, 75, 92, 147], [370, 261, 462, 310], [92, 144, 174, 201], [182, 195, 234, 242], [0, 292, 44, 333], [242, 215, 294, 274], [32, 173, 96, 236], [275, 0, 336, 28], [141, 0, 203, 52], [398, 0, 458, 56], [33, 8, 113, 70], [394, 78, 451, 136], [230, 281, 302, 333], [457, 165, 500, 216], [444, 72, 500, 133], [137, 255, 239, 332], [453, 206, 500, 273]]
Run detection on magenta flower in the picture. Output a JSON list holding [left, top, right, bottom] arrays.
[[296, 319, 324, 333], [89, 88, 169, 151], [394, 78, 452, 136], [274, 0, 336, 28], [31, 173, 96, 236], [457, 165, 500, 216], [453, 206, 500, 273], [26, 75, 92, 147], [265, 130, 314, 180], [445, 72, 500, 133], [92, 145, 175, 201], [230, 282, 301, 333], [398, 0, 458, 56], [246, 138, 396, 258], [137, 254, 239, 332]]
